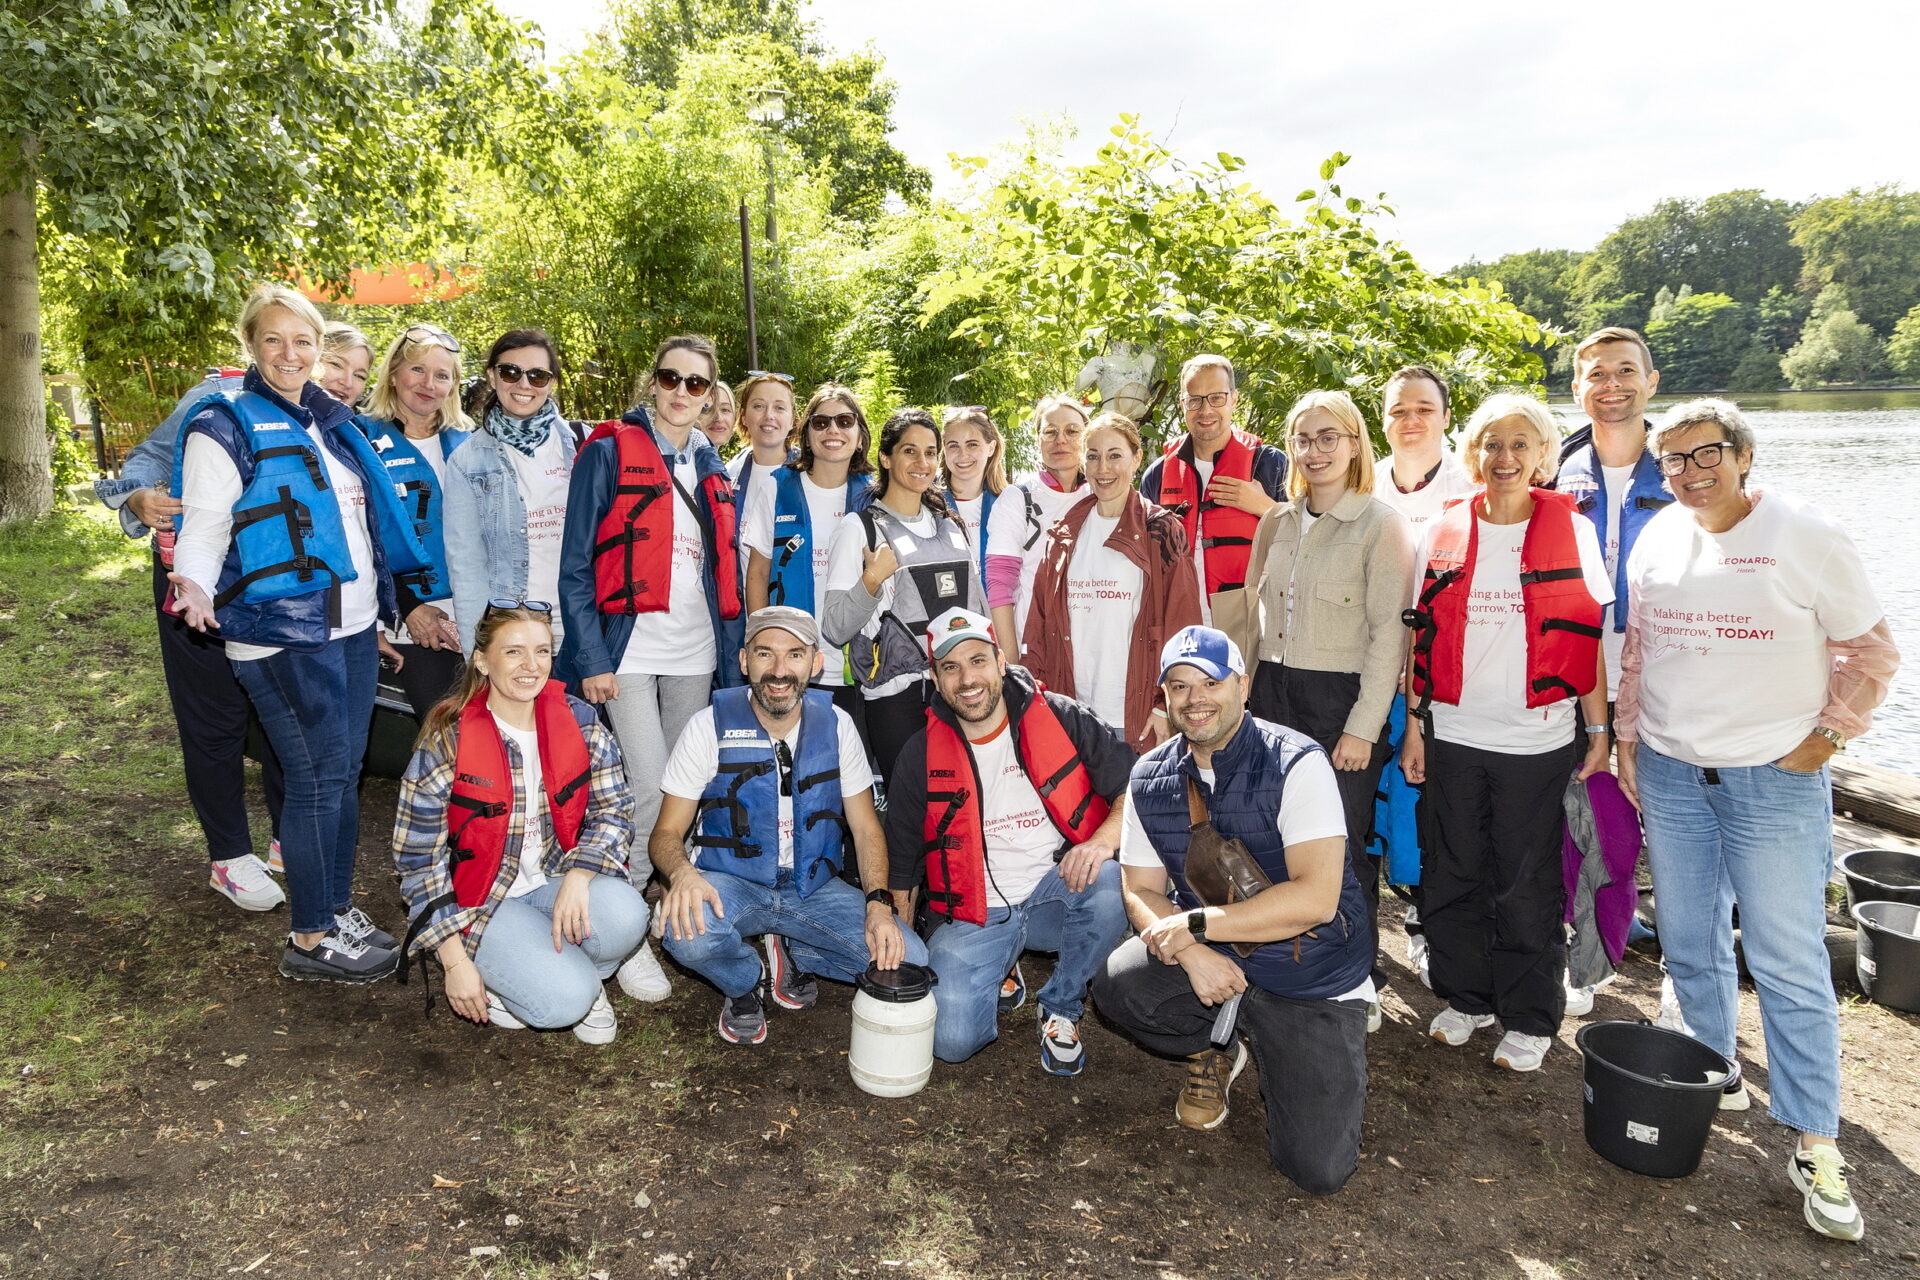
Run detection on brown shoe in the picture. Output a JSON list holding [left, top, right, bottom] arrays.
[[1176, 1041, 1249, 1130]]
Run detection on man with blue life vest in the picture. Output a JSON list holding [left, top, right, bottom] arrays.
[[648, 607, 927, 1045], [883, 609, 1133, 1077], [1093, 626, 1371, 1196]]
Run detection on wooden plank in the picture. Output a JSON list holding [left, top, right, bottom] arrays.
[[1831, 757, 1920, 839]]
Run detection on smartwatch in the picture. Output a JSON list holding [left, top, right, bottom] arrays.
[[1186, 908, 1208, 939], [865, 888, 898, 914]]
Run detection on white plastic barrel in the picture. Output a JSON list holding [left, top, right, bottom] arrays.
[[848, 962, 939, 1098]]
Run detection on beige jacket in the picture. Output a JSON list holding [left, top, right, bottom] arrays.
[[1232, 488, 1415, 743]]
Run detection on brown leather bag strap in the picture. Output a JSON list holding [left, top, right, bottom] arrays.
[[1186, 776, 1207, 827]]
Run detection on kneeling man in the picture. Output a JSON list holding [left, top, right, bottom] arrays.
[[1093, 626, 1371, 1194]]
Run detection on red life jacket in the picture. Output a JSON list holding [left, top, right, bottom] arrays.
[[447, 680, 592, 911], [1156, 429, 1262, 597], [921, 686, 1110, 926], [585, 422, 742, 619], [1407, 488, 1604, 711]]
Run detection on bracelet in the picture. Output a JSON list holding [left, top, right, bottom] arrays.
[[1583, 724, 1609, 735]]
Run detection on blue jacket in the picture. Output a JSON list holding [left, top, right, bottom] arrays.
[[695, 687, 846, 897], [556, 407, 744, 689], [1552, 420, 1673, 634], [1129, 713, 1372, 1000], [96, 370, 243, 540], [441, 417, 583, 654], [353, 415, 468, 616]]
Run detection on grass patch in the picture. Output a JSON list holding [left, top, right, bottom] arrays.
[[0, 957, 180, 1113]]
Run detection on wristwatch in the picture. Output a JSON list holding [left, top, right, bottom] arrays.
[[1186, 908, 1209, 939], [1813, 726, 1848, 752], [865, 888, 898, 914]]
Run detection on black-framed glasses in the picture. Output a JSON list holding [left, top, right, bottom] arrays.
[[1655, 440, 1735, 477], [746, 370, 794, 384], [493, 361, 554, 388], [404, 324, 461, 353], [808, 412, 859, 431], [1184, 391, 1231, 411], [1289, 430, 1357, 454], [485, 597, 553, 614], [655, 368, 714, 396]]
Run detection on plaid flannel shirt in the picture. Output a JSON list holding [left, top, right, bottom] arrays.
[[392, 714, 636, 960]]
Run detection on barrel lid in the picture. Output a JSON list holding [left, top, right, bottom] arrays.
[[857, 961, 938, 1002]]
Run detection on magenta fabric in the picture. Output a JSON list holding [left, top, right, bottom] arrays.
[[1563, 770, 1645, 966]]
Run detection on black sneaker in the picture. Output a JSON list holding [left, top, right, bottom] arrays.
[[763, 934, 818, 1010], [333, 906, 397, 952], [279, 928, 399, 984], [718, 985, 768, 1045], [1038, 1008, 1086, 1076], [999, 962, 1027, 1013]]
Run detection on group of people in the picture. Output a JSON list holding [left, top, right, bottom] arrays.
[[94, 288, 1899, 1240]]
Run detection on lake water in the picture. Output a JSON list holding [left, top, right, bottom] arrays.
[[1547, 389, 1920, 776]]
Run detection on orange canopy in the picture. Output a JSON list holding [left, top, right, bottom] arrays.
[[298, 263, 476, 306]]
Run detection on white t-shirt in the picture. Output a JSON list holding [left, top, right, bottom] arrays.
[[1119, 749, 1372, 1003], [1599, 463, 1635, 700], [741, 471, 852, 687], [952, 494, 985, 558], [825, 504, 941, 699], [728, 451, 779, 577], [1626, 490, 1882, 768], [1372, 451, 1476, 534], [494, 713, 551, 899], [619, 451, 719, 677], [985, 476, 1086, 641], [1424, 513, 1613, 754], [1187, 458, 1216, 624], [504, 426, 573, 611], [967, 720, 1068, 908], [1066, 509, 1142, 732], [661, 703, 873, 868]]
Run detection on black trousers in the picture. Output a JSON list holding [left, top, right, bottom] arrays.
[[149, 552, 283, 861], [1249, 664, 1390, 953], [1093, 935, 1368, 1195], [388, 641, 465, 721], [864, 681, 928, 793], [1421, 734, 1579, 1037]]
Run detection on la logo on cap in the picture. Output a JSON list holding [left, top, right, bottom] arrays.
[[1178, 632, 1202, 655]]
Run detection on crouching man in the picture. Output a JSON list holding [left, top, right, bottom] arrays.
[[650, 607, 927, 1045], [1092, 626, 1372, 1194]]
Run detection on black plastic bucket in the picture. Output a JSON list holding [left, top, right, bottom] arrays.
[[1852, 901, 1920, 1014], [1576, 1021, 1738, 1178], [1839, 849, 1920, 913]]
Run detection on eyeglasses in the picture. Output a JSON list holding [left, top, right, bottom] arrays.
[[493, 362, 554, 388], [1289, 430, 1356, 454], [746, 370, 794, 384], [808, 412, 859, 431], [1655, 440, 1735, 477], [485, 598, 553, 614], [654, 368, 714, 396], [404, 324, 461, 353], [1184, 391, 1232, 411]]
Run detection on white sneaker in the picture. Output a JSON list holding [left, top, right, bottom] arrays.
[[485, 992, 527, 1030], [1429, 1007, 1496, 1046], [1494, 1030, 1552, 1072], [265, 839, 284, 875], [573, 990, 618, 1045], [1564, 981, 1597, 1018], [616, 940, 672, 1002], [1718, 1082, 1751, 1111], [209, 855, 286, 911]]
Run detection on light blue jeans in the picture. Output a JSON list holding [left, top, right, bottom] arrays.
[[924, 861, 1129, 1063], [473, 875, 649, 1029], [664, 868, 928, 998], [1636, 744, 1840, 1137]]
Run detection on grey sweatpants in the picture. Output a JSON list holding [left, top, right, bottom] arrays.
[[603, 671, 712, 882]]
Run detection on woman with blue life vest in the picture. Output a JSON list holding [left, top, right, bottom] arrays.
[[728, 371, 799, 517], [168, 284, 420, 984], [940, 406, 1009, 576], [355, 324, 472, 719], [985, 394, 1091, 663], [740, 382, 875, 723], [823, 408, 985, 773], [1398, 393, 1612, 1073], [316, 322, 375, 409], [443, 329, 584, 656], [391, 604, 649, 1043]]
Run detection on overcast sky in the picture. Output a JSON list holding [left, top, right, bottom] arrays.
[[496, 0, 1918, 269]]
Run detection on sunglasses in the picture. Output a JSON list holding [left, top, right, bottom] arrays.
[[808, 412, 859, 431], [485, 598, 553, 614], [493, 361, 555, 388], [746, 370, 794, 384], [404, 324, 461, 353], [654, 368, 714, 396]]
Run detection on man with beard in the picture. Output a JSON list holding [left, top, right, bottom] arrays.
[[884, 609, 1133, 1075], [1092, 626, 1372, 1195], [651, 607, 925, 1045]]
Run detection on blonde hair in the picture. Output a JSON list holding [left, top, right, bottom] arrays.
[[1282, 391, 1374, 499], [940, 407, 1009, 496], [321, 321, 373, 363], [1461, 393, 1563, 485], [363, 329, 474, 432], [233, 284, 325, 353], [733, 373, 794, 451]]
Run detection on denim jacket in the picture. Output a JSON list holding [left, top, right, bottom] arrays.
[[443, 424, 571, 654], [94, 371, 242, 539]]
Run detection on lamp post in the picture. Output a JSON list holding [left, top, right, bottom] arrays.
[[739, 86, 787, 369]]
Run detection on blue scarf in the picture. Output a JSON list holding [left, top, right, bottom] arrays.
[[488, 398, 562, 457]]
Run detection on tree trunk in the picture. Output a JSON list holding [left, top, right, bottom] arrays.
[[0, 134, 51, 523]]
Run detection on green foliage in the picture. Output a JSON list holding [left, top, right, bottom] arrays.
[[1780, 309, 1888, 389], [924, 121, 1550, 449], [851, 348, 905, 430], [1887, 304, 1920, 382], [1645, 291, 1747, 390], [1727, 342, 1783, 393], [1792, 185, 1920, 334], [1451, 248, 1586, 332], [1567, 190, 1801, 332], [44, 399, 91, 501], [1752, 285, 1810, 354]]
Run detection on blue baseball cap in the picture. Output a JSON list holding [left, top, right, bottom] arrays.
[[1158, 625, 1246, 682]]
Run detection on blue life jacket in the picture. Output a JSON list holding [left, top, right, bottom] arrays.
[[943, 485, 998, 580], [733, 448, 798, 507], [170, 373, 399, 651], [1369, 693, 1422, 886], [1553, 427, 1673, 634], [352, 415, 468, 603], [694, 687, 847, 898], [1130, 714, 1372, 999], [766, 467, 874, 615]]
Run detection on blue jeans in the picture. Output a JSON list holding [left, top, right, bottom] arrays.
[[474, 876, 649, 1028], [663, 868, 929, 999], [1636, 744, 1840, 1138], [232, 626, 377, 935], [924, 860, 1128, 1063]]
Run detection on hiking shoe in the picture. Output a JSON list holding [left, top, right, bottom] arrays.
[[1176, 1041, 1249, 1130], [718, 986, 768, 1045], [615, 940, 672, 1002], [1719, 1081, 1751, 1111], [1365, 1001, 1383, 1034], [266, 839, 284, 875], [1789, 1146, 1865, 1242], [1564, 981, 1597, 1018], [1494, 1030, 1551, 1072], [278, 927, 399, 984], [999, 962, 1028, 1013], [572, 990, 618, 1045], [485, 992, 527, 1030], [1429, 1007, 1496, 1046], [333, 906, 397, 952], [209, 855, 285, 912], [763, 934, 818, 1010], [1038, 1009, 1085, 1076]]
